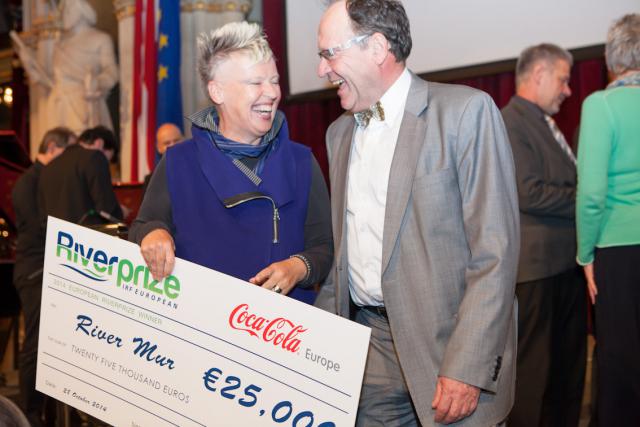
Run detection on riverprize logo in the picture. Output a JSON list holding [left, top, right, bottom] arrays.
[[56, 231, 117, 281], [55, 231, 181, 300], [228, 304, 307, 353]]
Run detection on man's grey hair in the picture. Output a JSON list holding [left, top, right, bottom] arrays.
[[605, 13, 640, 76], [38, 127, 75, 154], [344, 0, 412, 62], [197, 21, 273, 91], [515, 43, 573, 87]]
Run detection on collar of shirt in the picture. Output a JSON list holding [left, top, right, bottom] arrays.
[[346, 68, 411, 306], [359, 67, 412, 131]]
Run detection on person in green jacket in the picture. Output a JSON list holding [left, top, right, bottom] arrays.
[[576, 13, 640, 426]]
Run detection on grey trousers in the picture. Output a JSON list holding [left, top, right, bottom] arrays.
[[354, 307, 419, 427], [354, 307, 508, 427]]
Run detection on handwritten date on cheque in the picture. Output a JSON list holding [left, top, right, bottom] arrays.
[[62, 387, 108, 413]]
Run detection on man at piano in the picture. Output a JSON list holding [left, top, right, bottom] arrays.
[[38, 125, 123, 227], [12, 127, 76, 427]]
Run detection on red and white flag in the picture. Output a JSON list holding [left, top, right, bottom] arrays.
[[131, 0, 158, 181]]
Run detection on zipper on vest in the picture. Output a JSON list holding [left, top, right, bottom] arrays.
[[272, 207, 280, 243], [223, 191, 280, 244]]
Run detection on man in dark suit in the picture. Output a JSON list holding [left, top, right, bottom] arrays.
[[12, 127, 75, 427], [501, 44, 586, 427], [38, 125, 123, 227], [314, 1, 520, 425]]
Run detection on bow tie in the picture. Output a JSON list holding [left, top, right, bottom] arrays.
[[354, 101, 385, 128]]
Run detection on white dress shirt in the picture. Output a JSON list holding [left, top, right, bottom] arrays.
[[347, 68, 411, 307]]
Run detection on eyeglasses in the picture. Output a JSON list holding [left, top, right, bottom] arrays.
[[317, 34, 371, 60]]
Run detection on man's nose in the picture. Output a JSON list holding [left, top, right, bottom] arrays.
[[317, 57, 330, 78]]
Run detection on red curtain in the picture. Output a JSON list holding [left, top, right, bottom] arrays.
[[263, 1, 608, 176]]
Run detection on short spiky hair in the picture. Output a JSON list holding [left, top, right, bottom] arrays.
[[197, 21, 273, 91], [515, 43, 573, 87], [606, 13, 640, 75]]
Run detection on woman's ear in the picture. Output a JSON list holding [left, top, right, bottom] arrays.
[[208, 81, 223, 104]]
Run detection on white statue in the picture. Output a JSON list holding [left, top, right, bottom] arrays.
[[12, 0, 119, 135]]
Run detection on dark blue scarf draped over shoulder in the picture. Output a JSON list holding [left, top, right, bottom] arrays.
[[189, 106, 284, 176]]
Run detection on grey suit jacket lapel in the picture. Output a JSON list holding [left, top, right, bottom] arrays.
[[333, 119, 355, 269], [381, 74, 430, 275]]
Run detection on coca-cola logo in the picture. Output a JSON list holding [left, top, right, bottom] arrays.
[[228, 304, 307, 353]]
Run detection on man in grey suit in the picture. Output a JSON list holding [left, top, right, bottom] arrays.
[[314, 1, 520, 425], [501, 44, 586, 427]]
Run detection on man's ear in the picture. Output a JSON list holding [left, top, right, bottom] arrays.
[[370, 32, 390, 65], [532, 62, 547, 85], [208, 81, 223, 104], [93, 138, 104, 150], [45, 140, 57, 154]]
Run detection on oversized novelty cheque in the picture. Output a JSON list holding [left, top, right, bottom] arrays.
[[37, 217, 370, 426]]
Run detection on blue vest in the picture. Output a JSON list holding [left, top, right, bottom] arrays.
[[166, 121, 315, 303]]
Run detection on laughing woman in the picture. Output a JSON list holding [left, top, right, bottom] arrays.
[[576, 13, 640, 425], [130, 22, 332, 303]]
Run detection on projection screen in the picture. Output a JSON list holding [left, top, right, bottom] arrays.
[[286, 0, 639, 97]]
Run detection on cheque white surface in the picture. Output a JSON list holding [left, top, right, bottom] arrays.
[[37, 217, 370, 426]]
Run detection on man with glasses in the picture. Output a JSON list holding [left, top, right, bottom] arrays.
[[314, 1, 519, 425]]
